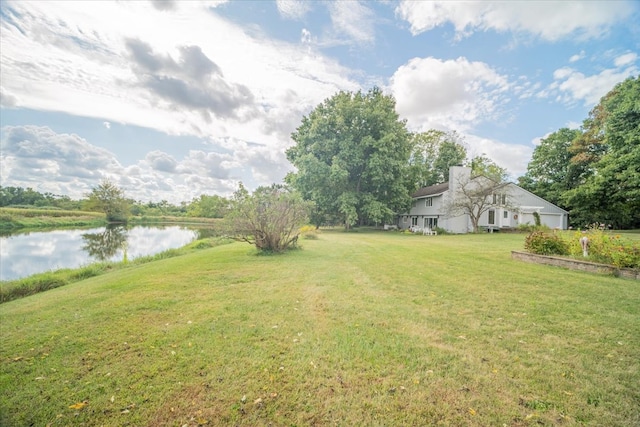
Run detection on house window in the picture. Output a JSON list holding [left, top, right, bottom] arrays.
[[403, 216, 407, 223], [492, 194, 497, 204], [412, 200, 417, 208], [501, 194, 507, 205], [425, 197, 432, 207], [488, 209, 495, 225], [503, 210, 508, 219], [411, 217, 418, 226]]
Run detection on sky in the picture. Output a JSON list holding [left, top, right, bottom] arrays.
[[1, 0, 638, 204]]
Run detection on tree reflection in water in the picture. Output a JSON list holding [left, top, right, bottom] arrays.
[[82, 224, 128, 261]]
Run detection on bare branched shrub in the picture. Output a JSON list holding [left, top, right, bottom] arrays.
[[225, 184, 313, 252]]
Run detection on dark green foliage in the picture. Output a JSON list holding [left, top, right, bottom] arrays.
[[533, 211, 541, 227], [408, 130, 467, 189], [524, 231, 569, 255], [286, 87, 412, 228], [562, 76, 640, 228], [518, 128, 581, 208]]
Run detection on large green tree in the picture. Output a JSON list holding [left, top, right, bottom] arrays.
[[286, 88, 412, 228], [408, 130, 467, 189], [562, 76, 640, 228], [518, 128, 581, 208]]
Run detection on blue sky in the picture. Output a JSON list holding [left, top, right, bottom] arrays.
[[1, 0, 638, 203]]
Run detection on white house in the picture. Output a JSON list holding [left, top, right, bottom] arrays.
[[398, 166, 568, 233]]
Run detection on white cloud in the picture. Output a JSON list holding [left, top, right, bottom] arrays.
[[614, 52, 638, 67], [328, 1, 376, 45], [569, 51, 586, 63], [395, 1, 634, 41], [276, 0, 311, 20], [465, 134, 533, 178], [0, 1, 359, 152], [545, 56, 638, 106], [0, 125, 253, 203], [390, 56, 510, 132], [103, 121, 111, 129], [0, 86, 18, 108]]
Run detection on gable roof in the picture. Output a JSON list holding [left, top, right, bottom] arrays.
[[412, 182, 449, 198]]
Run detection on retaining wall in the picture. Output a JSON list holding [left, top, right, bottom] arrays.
[[511, 251, 639, 280]]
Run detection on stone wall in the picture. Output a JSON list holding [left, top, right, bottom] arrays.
[[511, 251, 640, 280]]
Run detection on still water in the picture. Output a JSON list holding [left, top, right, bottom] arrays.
[[0, 225, 209, 281]]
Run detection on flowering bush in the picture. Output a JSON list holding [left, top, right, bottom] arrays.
[[524, 231, 569, 256], [299, 224, 319, 239], [567, 227, 640, 269]]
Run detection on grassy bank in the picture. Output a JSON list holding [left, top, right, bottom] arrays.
[[0, 237, 232, 303], [0, 207, 106, 230], [0, 207, 220, 230], [1, 232, 638, 426]]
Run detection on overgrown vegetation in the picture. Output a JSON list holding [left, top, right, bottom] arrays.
[[523, 227, 640, 269], [1, 232, 638, 426], [566, 227, 640, 268]]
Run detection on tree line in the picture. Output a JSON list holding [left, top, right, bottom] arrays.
[[0, 184, 230, 221]]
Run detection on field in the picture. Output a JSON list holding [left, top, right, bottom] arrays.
[[1, 231, 638, 426]]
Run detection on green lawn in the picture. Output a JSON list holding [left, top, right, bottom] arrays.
[[1, 231, 638, 426]]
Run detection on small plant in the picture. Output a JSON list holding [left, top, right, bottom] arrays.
[[533, 211, 541, 227], [524, 231, 569, 256], [299, 224, 319, 239]]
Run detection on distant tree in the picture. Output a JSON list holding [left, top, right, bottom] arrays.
[[187, 194, 230, 218], [444, 166, 517, 233], [518, 128, 580, 208], [470, 154, 509, 182], [85, 180, 130, 223], [408, 130, 467, 189], [0, 186, 46, 207], [286, 87, 412, 229], [224, 184, 312, 252]]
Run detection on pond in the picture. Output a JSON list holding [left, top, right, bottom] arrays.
[[0, 224, 216, 281]]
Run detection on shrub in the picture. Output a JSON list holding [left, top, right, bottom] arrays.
[[566, 228, 640, 269], [524, 231, 569, 256], [299, 225, 319, 239], [224, 184, 312, 252]]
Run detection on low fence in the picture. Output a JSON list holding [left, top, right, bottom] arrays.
[[511, 251, 639, 280]]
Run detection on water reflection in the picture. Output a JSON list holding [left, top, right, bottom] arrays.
[[0, 225, 212, 281], [82, 225, 128, 261]]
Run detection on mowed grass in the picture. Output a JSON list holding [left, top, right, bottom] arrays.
[[1, 231, 638, 426]]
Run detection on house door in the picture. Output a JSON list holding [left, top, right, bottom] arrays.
[[488, 210, 495, 225], [423, 217, 438, 229]]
